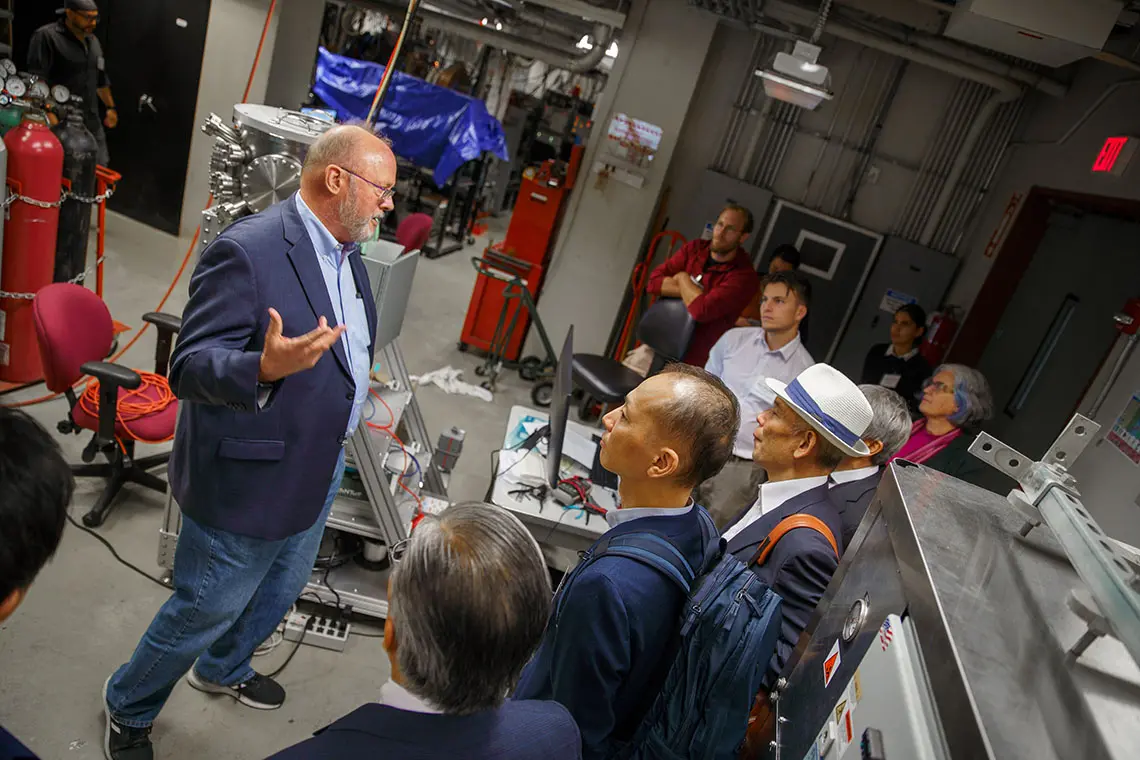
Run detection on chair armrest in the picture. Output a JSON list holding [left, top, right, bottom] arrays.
[[142, 312, 182, 335], [142, 312, 182, 378], [81, 361, 142, 390], [80, 361, 141, 451]]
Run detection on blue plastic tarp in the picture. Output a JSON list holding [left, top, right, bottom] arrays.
[[313, 46, 508, 186]]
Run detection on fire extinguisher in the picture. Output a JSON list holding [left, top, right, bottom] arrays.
[[0, 117, 64, 383], [920, 308, 962, 367]]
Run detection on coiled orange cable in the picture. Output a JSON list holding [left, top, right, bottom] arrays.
[[77, 371, 177, 446]]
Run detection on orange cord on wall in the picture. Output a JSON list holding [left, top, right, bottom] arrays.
[[77, 372, 177, 446]]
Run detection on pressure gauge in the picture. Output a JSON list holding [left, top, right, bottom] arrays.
[[0, 59, 15, 76], [51, 85, 70, 104], [841, 596, 870, 643], [29, 80, 49, 101], [5, 77, 25, 98]]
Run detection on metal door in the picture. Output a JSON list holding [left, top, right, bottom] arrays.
[[98, 0, 211, 234], [753, 200, 883, 361], [977, 211, 1140, 461], [831, 237, 958, 381]]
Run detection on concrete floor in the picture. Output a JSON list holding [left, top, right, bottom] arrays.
[[0, 210, 541, 758]]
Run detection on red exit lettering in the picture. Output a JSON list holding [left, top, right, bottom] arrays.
[[1093, 136, 1130, 173]]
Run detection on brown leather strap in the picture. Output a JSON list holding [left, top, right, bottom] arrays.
[[750, 514, 839, 567]]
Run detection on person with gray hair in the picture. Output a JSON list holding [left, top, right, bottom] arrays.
[[829, 385, 913, 549], [515, 364, 738, 760], [890, 364, 995, 483], [272, 503, 581, 760]]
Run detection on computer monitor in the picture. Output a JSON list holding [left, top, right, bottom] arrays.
[[546, 326, 574, 488]]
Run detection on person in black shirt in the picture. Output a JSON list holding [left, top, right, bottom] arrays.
[[860, 303, 932, 416], [27, 0, 117, 166]]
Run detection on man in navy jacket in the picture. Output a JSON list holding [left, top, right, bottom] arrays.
[[103, 125, 395, 760], [515, 364, 741, 760], [722, 364, 874, 686], [272, 503, 581, 760]]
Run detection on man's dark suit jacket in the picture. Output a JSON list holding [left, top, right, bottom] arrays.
[[168, 196, 377, 540], [724, 484, 843, 685], [267, 701, 582, 760], [514, 507, 709, 760], [830, 468, 883, 550]]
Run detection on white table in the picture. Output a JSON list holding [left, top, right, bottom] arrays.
[[490, 405, 617, 572]]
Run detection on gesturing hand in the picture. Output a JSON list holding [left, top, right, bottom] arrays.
[[258, 308, 346, 383]]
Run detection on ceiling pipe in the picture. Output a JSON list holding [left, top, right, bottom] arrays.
[[512, 0, 626, 29], [419, 5, 613, 72], [886, 32, 1067, 98]]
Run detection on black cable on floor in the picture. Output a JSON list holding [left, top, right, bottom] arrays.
[[65, 512, 170, 590]]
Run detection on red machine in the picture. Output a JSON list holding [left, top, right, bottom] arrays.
[[460, 147, 583, 361], [0, 120, 64, 383]]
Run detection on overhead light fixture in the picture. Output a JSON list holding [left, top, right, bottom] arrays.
[[605, 41, 618, 58], [755, 41, 833, 110], [495, 20, 502, 30], [576, 34, 593, 50]]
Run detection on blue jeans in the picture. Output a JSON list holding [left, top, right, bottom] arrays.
[[106, 451, 346, 728]]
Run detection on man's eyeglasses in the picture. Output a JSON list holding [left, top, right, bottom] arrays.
[[337, 165, 395, 203], [390, 538, 409, 563]]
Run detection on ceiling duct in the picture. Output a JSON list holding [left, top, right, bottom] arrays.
[[944, 0, 1126, 67]]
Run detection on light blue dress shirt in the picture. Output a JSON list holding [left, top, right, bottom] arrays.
[[705, 328, 814, 459], [295, 192, 372, 437]]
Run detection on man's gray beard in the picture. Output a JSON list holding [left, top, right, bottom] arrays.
[[339, 185, 385, 243]]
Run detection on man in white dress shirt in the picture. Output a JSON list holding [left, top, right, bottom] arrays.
[[828, 385, 911, 549], [699, 271, 814, 527]]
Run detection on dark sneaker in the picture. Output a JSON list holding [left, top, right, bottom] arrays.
[[103, 677, 153, 760], [186, 670, 285, 710]]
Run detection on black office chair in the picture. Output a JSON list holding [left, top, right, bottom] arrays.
[[572, 298, 696, 418]]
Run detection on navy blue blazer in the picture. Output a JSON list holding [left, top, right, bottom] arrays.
[[169, 196, 377, 540], [830, 469, 882, 550], [514, 507, 709, 760], [267, 701, 581, 760], [724, 485, 843, 686]]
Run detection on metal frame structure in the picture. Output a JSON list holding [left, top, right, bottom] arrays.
[[761, 415, 1140, 760]]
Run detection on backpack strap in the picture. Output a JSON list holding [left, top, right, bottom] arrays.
[[593, 531, 696, 595], [750, 514, 839, 567]]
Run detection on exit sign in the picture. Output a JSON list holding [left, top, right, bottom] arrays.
[[1092, 136, 1136, 175]]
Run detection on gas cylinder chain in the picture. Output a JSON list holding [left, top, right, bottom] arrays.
[[2, 185, 116, 210], [0, 185, 115, 298]]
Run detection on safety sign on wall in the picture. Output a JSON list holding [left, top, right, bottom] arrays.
[[1107, 392, 1140, 466], [879, 288, 916, 314]]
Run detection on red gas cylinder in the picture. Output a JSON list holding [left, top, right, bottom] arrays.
[[0, 119, 64, 383]]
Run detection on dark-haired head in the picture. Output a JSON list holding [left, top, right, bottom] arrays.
[[769, 244, 800, 273], [0, 408, 74, 622], [891, 303, 927, 352], [599, 365, 740, 492]]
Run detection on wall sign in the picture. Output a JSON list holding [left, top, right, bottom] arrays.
[[1107, 392, 1140, 465], [1092, 136, 1136, 176]]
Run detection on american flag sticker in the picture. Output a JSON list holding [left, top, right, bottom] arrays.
[[879, 618, 894, 651]]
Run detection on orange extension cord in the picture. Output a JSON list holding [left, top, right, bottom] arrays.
[[3, 0, 278, 411], [77, 371, 177, 446]]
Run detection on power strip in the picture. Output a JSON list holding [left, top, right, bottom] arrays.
[[284, 611, 351, 652]]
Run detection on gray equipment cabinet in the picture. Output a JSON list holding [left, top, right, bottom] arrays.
[[157, 240, 446, 621], [762, 415, 1140, 760]]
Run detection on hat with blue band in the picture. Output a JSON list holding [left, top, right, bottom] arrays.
[[766, 364, 873, 458]]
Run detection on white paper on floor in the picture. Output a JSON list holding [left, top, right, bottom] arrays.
[[410, 365, 493, 403]]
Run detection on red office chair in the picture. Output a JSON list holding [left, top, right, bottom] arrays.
[[33, 283, 182, 527], [396, 212, 434, 254]]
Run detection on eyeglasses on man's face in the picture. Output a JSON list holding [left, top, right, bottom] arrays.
[[336, 165, 396, 203]]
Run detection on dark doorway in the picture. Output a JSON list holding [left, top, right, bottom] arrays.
[[950, 187, 1140, 481], [12, 2, 210, 235], [98, 0, 211, 234]]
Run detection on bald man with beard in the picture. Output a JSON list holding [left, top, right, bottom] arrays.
[[102, 125, 396, 760]]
